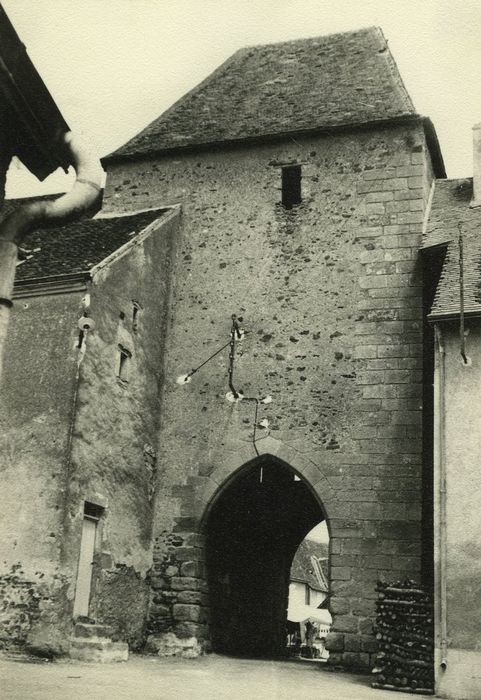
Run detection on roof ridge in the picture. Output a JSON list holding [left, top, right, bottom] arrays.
[[234, 25, 380, 52]]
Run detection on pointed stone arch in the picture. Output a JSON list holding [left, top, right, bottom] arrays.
[[198, 441, 335, 658], [197, 435, 336, 535]]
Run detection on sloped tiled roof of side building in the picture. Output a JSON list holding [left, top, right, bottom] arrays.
[[423, 178, 481, 319], [1, 196, 167, 281]]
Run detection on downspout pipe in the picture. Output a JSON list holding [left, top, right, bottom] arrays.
[[434, 323, 448, 672], [0, 130, 104, 383]]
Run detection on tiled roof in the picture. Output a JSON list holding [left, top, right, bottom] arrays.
[[1, 196, 166, 281], [290, 540, 328, 592], [423, 178, 481, 318], [106, 27, 415, 161]]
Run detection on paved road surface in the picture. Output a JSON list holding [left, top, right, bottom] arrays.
[[0, 653, 434, 700]]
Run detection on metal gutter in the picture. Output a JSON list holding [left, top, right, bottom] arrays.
[[433, 324, 448, 676], [12, 271, 90, 299], [428, 310, 481, 323]]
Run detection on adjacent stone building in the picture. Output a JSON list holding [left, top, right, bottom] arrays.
[[422, 143, 481, 699], [0, 204, 179, 655]]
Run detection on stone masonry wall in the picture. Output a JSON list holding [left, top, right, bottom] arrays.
[[0, 292, 84, 654], [62, 211, 179, 650], [103, 123, 434, 668]]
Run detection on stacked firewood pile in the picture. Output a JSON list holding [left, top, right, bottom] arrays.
[[372, 580, 434, 695]]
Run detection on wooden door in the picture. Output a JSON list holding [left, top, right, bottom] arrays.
[[73, 516, 97, 618]]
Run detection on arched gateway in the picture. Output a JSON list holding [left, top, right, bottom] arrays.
[[147, 441, 337, 660], [203, 455, 327, 658]]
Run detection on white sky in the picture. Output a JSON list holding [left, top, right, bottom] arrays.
[[306, 521, 329, 545], [3, 0, 481, 198]]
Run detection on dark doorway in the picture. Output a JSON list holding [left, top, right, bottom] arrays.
[[205, 456, 325, 658]]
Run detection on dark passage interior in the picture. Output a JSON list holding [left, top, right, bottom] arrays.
[[205, 456, 325, 658]]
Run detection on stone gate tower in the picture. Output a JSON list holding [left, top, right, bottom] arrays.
[[101, 27, 445, 668]]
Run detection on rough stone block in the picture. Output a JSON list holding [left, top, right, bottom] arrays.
[[171, 577, 208, 592], [341, 651, 361, 668], [330, 539, 341, 555], [357, 652, 372, 670], [172, 547, 199, 562], [327, 653, 343, 667], [352, 600, 376, 618], [149, 603, 171, 618], [184, 533, 206, 548], [344, 635, 360, 652], [173, 604, 207, 623], [146, 632, 204, 658], [177, 590, 209, 606], [180, 560, 204, 578], [175, 621, 208, 639], [333, 615, 359, 633], [408, 176, 423, 189], [365, 191, 394, 203], [148, 617, 172, 633], [325, 632, 344, 652], [329, 597, 350, 615], [360, 635, 378, 653], [150, 576, 169, 590]]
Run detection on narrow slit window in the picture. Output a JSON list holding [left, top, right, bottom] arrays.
[[117, 345, 132, 383], [132, 301, 141, 333], [281, 164, 302, 209]]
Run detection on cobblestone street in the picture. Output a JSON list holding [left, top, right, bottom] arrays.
[[0, 653, 434, 700]]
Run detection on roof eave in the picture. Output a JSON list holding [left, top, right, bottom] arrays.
[[102, 113, 424, 167], [290, 576, 327, 593], [0, 4, 70, 179], [428, 310, 481, 323], [420, 240, 451, 253]]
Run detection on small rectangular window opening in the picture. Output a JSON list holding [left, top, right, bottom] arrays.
[[117, 345, 132, 383], [84, 501, 104, 520], [282, 164, 302, 209]]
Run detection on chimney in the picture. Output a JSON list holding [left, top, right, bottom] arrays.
[[472, 122, 481, 206]]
